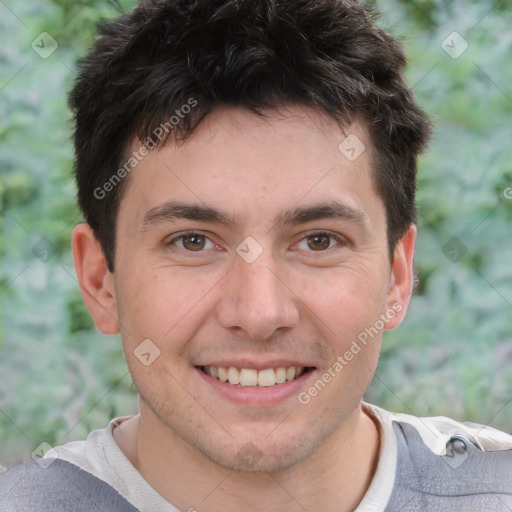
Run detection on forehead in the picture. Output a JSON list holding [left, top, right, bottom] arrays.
[[117, 104, 382, 229]]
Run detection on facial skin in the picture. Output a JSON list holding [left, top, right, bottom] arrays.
[[72, 104, 415, 512]]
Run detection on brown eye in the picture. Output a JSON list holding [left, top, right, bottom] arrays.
[[167, 232, 217, 254], [181, 234, 206, 251], [306, 233, 332, 251]]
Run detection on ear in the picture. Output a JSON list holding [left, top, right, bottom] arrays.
[[71, 223, 120, 335], [384, 224, 416, 330]]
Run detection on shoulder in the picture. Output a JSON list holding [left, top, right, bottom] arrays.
[[0, 458, 139, 512], [367, 403, 512, 511], [385, 406, 512, 453]]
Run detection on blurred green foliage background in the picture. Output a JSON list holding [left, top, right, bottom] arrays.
[[0, 0, 511, 464]]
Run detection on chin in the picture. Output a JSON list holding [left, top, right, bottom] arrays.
[[210, 441, 311, 473]]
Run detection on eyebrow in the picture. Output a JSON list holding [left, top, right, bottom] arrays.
[[141, 201, 239, 231], [140, 200, 367, 231], [277, 201, 367, 228]]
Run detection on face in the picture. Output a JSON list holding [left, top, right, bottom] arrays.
[[75, 104, 414, 473]]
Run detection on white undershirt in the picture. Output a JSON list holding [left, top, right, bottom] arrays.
[[49, 403, 399, 512]]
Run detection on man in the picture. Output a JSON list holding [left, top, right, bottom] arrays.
[[1, 0, 511, 510]]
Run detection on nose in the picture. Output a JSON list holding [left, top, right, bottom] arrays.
[[215, 250, 300, 340]]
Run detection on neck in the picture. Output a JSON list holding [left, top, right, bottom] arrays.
[[114, 402, 380, 512]]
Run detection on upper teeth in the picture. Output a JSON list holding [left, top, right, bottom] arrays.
[[203, 366, 306, 387]]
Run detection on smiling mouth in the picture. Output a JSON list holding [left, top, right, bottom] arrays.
[[199, 366, 312, 387]]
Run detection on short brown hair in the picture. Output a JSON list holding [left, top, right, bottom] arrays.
[[69, 0, 431, 271]]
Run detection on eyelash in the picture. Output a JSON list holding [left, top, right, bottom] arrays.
[[167, 231, 218, 254], [166, 230, 346, 255]]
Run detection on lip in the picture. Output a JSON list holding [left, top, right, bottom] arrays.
[[197, 359, 310, 370], [195, 366, 317, 406]]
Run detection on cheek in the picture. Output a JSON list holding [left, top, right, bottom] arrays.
[[295, 265, 389, 337], [115, 265, 224, 342]]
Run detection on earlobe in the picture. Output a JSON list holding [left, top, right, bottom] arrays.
[[384, 224, 417, 330], [71, 223, 120, 335]]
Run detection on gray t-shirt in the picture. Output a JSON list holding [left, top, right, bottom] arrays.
[[1, 403, 511, 511]]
